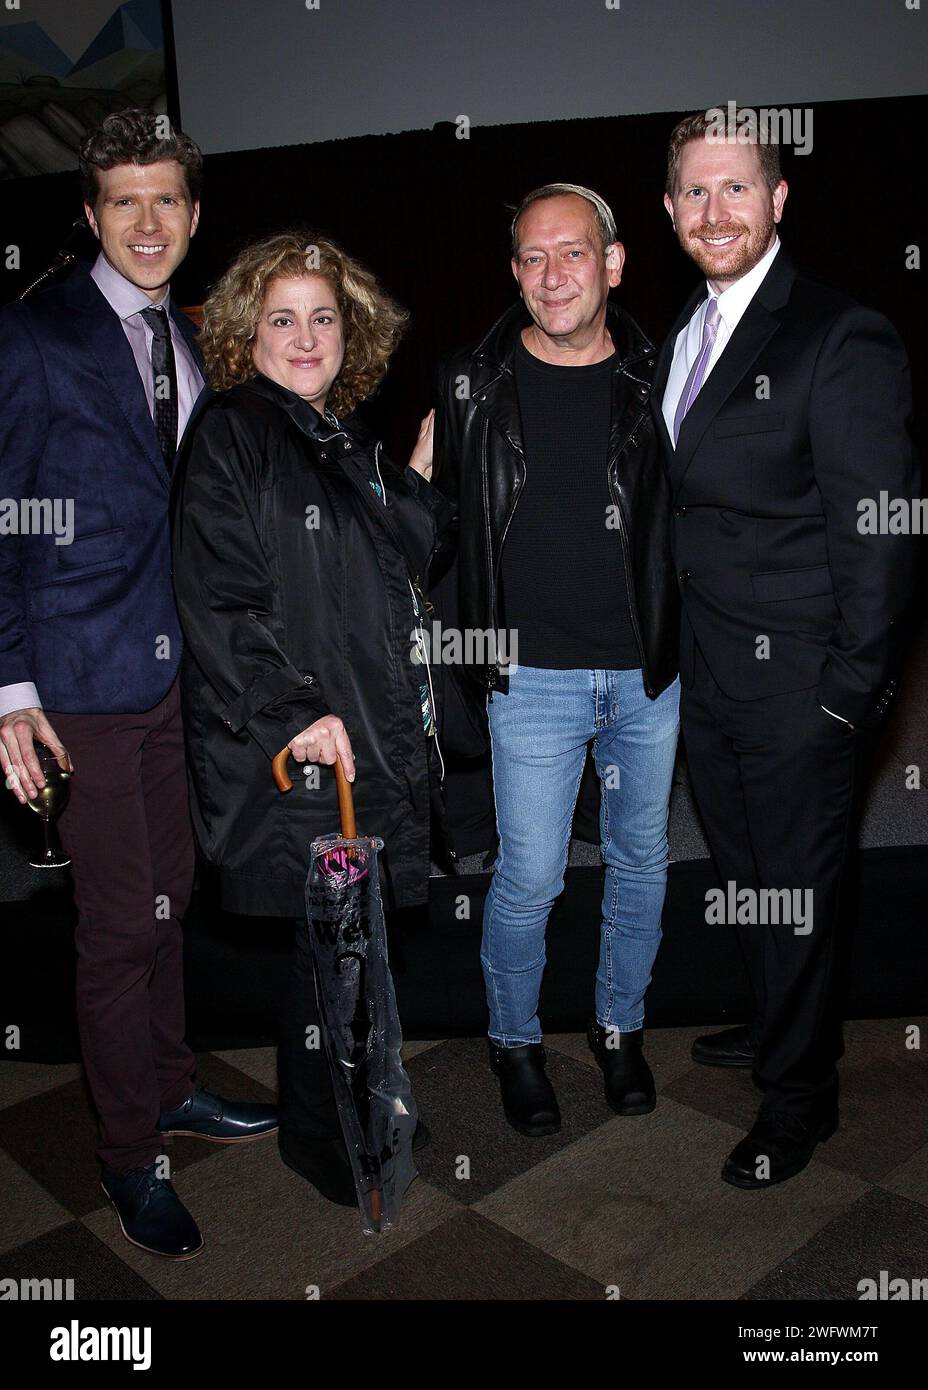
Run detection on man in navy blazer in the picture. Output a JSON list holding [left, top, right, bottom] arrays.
[[0, 109, 275, 1259], [654, 109, 919, 1189]]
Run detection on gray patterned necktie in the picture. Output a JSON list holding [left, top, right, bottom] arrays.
[[141, 305, 178, 472]]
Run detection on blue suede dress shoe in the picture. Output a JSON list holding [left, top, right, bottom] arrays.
[[100, 1163, 203, 1259], [158, 1087, 278, 1143]]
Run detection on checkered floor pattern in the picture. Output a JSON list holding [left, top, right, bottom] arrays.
[[1, 1020, 926, 1300]]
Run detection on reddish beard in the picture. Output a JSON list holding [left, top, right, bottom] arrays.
[[690, 221, 744, 242], [683, 207, 776, 282]]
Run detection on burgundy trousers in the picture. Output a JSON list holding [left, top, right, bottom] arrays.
[[49, 677, 196, 1170]]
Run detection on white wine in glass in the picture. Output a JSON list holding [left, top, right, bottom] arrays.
[[26, 743, 71, 869]]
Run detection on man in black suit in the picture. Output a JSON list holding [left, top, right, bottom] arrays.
[[654, 109, 919, 1187]]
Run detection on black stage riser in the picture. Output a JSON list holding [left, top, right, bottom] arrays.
[[2, 848, 925, 1063]]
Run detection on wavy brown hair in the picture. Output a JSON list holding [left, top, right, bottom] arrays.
[[79, 108, 203, 207], [200, 232, 409, 417]]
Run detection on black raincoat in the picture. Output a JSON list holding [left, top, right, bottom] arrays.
[[171, 373, 454, 916]]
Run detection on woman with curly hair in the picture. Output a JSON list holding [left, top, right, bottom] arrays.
[[171, 231, 446, 1206]]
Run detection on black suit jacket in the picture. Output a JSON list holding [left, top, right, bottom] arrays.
[[652, 248, 919, 727]]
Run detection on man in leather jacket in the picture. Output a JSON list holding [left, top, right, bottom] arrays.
[[433, 183, 680, 1135]]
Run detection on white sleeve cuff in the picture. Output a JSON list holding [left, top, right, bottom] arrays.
[[0, 683, 42, 720]]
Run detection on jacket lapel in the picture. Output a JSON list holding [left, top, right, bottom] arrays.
[[652, 285, 703, 466], [64, 267, 169, 490], [667, 250, 796, 499], [475, 369, 525, 462], [170, 300, 206, 374]]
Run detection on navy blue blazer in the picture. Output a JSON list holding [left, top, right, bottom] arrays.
[[0, 261, 206, 714]]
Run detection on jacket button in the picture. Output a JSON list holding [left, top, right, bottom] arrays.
[[638, 385, 648, 396], [223, 719, 232, 729], [319, 451, 327, 461], [678, 569, 691, 583], [303, 675, 315, 686], [647, 359, 655, 367], [343, 441, 352, 450], [674, 506, 687, 517]]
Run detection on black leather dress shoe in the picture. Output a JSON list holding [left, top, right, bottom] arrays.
[[691, 1024, 756, 1069], [158, 1087, 278, 1142], [587, 1020, 656, 1115], [722, 1108, 839, 1189], [100, 1163, 203, 1259], [488, 1041, 561, 1137]]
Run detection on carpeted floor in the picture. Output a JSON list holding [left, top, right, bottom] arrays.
[[2, 630, 924, 1299], [1, 1018, 926, 1300]]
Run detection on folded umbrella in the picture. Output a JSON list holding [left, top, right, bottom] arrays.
[[272, 748, 419, 1234]]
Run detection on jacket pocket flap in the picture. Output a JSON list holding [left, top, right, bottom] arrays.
[[751, 564, 833, 603], [57, 527, 126, 568], [30, 566, 127, 622], [714, 412, 785, 437]]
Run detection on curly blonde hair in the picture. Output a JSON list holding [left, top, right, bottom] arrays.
[[199, 231, 409, 416]]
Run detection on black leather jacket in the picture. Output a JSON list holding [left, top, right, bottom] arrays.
[[433, 301, 679, 697]]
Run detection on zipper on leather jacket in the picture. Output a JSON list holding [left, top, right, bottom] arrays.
[[480, 416, 497, 700], [607, 405, 653, 696], [483, 414, 526, 700]]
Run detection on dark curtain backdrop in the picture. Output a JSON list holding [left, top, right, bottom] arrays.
[[4, 95, 926, 466]]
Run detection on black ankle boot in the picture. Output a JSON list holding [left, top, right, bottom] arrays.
[[587, 1020, 656, 1115], [488, 1041, 561, 1137]]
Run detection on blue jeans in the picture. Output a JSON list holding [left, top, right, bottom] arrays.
[[482, 666, 680, 1045]]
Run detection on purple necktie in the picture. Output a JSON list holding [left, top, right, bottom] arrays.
[[673, 297, 721, 444]]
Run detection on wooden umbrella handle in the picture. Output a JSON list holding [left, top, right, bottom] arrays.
[[271, 746, 295, 792], [272, 747, 357, 839], [334, 756, 357, 839]]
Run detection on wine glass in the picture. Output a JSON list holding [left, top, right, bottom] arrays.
[[25, 742, 71, 869]]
